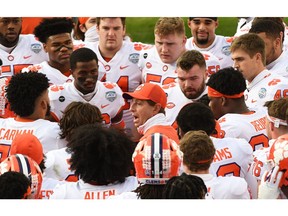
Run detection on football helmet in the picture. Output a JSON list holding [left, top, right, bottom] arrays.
[[132, 133, 182, 185], [268, 134, 288, 187], [0, 154, 43, 199]]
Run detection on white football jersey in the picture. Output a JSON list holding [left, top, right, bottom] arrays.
[[192, 173, 251, 199], [210, 137, 253, 178], [249, 143, 273, 182], [21, 61, 74, 85], [266, 51, 288, 78], [138, 45, 178, 85], [86, 41, 144, 91], [185, 35, 234, 68], [44, 147, 77, 182], [0, 34, 48, 77], [48, 81, 125, 127], [234, 17, 254, 37], [40, 176, 65, 199], [86, 41, 149, 141], [0, 117, 64, 161], [245, 69, 288, 109], [234, 18, 288, 53], [108, 191, 139, 199], [163, 82, 208, 128], [246, 140, 274, 199], [200, 50, 221, 79], [218, 107, 268, 151], [49, 176, 138, 199]]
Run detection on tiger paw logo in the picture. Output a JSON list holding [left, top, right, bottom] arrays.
[[50, 85, 64, 92], [166, 102, 175, 109], [134, 43, 143, 51], [103, 82, 115, 89]]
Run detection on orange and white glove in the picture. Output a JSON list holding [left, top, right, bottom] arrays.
[[258, 165, 283, 199]]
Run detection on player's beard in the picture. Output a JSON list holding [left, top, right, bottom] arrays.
[[195, 34, 209, 45], [0, 28, 21, 47], [183, 81, 206, 99]]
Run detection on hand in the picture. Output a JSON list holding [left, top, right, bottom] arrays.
[[258, 165, 283, 199]]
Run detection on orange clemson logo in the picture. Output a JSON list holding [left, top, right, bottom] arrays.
[[50, 85, 64, 92], [103, 82, 114, 89]]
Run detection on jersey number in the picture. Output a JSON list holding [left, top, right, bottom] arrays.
[[216, 162, 241, 177], [249, 134, 269, 151], [145, 73, 176, 85], [2, 64, 32, 75]]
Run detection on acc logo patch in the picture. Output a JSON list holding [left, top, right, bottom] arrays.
[[106, 91, 117, 102], [31, 43, 42, 54], [221, 45, 231, 56], [258, 88, 267, 99], [129, 53, 139, 64]]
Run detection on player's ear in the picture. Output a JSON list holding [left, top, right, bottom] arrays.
[[40, 99, 47, 110], [214, 20, 219, 29], [153, 103, 162, 114], [270, 121, 275, 132], [43, 43, 48, 53], [221, 96, 228, 106], [79, 24, 87, 33]]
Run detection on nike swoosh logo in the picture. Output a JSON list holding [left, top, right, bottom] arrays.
[[120, 65, 129, 70], [101, 104, 109, 109], [23, 55, 32, 59], [251, 99, 257, 103]]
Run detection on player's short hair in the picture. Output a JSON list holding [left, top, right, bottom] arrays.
[[70, 47, 98, 71], [154, 17, 185, 37], [230, 33, 266, 65], [96, 17, 126, 28], [189, 17, 217, 21], [250, 18, 285, 42], [59, 101, 103, 141], [34, 17, 74, 43], [206, 67, 247, 95], [176, 102, 216, 136], [67, 123, 135, 185], [6, 72, 49, 117], [176, 50, 206, 71], [264, 97, 288, 124], [180, 130, 215, 172], [163, 173, 207, 199], [0, 171, 31, 199]]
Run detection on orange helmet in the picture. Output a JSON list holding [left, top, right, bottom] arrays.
[[0, 154, 43, 199], [132, 133, 182, 185], [268, 134, 288, 187]]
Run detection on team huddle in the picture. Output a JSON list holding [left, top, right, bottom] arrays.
[[0, 17, 287, 199]]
